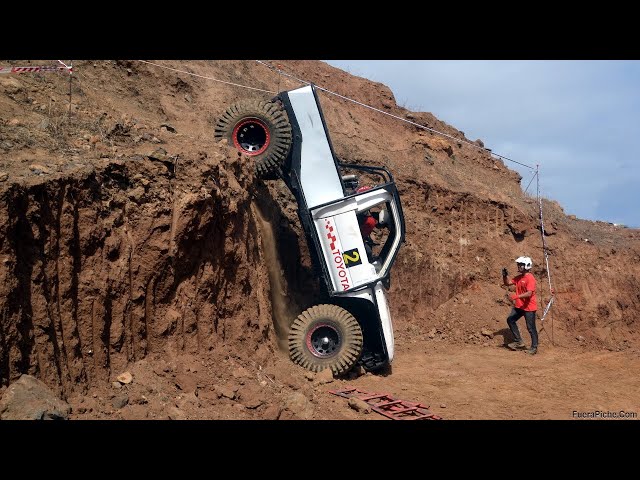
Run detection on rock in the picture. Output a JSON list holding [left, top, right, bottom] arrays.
[[167, 406, 186, 420], [283, 392, 313, 419], [197, 391, 219, 404], [116, 371, 133, 384], [0, 374, 70, 420], [304, 371, 315, 381], [112, 381, 122, 389], [112, 395, 129, 409], [428, 328, 437, 339], [481, 329, 494, 339], [147, 147, 167, 161], [214, 385, 237, 400], [29, 164, 51, 174], [576, 335, 586, 342], [0, 78, 23, 95], [130, 394, 148, 405], [160, 123, 177, 133], [440, 403, 447, 408], [0, 172, 8, 182], [263, 405, 281, 420], [347, 398, 371, 414], [244, 399, 264, 409], [313, 368, 334, 386], [177, 392, 200, 409]]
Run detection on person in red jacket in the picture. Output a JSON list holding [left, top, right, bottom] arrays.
[[502, 256, 538, 355], [358, 211, 378, 262], [355, 185, 380, 262]]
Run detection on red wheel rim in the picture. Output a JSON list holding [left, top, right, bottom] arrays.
[[232, 118, 270, 156], [306, 322, 341, 358]]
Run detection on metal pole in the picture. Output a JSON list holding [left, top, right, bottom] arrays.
[[68, 60, 73, 119]]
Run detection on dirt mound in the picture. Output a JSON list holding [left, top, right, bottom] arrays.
[[1, 60, 639, 420]]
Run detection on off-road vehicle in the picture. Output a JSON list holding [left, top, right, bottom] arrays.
[[215, 85, 405, 374]]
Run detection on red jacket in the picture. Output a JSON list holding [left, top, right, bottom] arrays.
[[510, 273, 537, 311], [359, 215, 377, 238]]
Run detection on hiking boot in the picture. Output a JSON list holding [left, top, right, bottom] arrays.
[[507, 341, 525, 351], [526, 347, 538, 355]]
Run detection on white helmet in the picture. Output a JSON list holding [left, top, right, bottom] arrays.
[[377, 209, 389, 227], [515, 256, 532, 270]]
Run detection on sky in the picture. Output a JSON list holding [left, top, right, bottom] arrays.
[[324, 61, 640, 228]]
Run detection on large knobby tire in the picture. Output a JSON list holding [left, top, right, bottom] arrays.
[[214, 99, 292, 177], [288, 304, 363, 375]]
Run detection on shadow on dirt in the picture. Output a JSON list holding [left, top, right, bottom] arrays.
[[495, 328, 517, 347]]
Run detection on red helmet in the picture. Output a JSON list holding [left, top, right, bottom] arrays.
[[356, 186, 372, 193]]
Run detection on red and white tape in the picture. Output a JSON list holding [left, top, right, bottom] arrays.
[[0, 65, 72, 74]]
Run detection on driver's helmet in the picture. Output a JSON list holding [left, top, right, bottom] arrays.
[[377, 209, 389, 227]]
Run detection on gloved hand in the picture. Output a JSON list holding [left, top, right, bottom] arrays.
[[501, 268, 508, 277]]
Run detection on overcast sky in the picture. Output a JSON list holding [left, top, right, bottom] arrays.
[[324, 61, 640, 228]]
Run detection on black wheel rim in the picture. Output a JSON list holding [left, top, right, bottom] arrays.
[[232, 118, 270, 156], [306, 323, 341, 358]]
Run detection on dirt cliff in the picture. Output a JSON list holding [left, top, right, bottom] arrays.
[[1, 60, 638, 420]]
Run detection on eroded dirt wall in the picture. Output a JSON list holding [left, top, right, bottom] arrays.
[[0, 149, 276, 396]]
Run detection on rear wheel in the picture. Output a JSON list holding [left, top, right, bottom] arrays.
[[288, 304, 363, 375], [214, 99, 292, 177]]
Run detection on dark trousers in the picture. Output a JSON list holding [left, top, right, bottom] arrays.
[[507, 308, 538, 348], [364, 238, 374, 263]]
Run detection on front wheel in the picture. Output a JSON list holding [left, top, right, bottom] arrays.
[[214, 99, 292, 177], [288, 304, 363, 375]]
